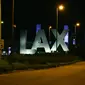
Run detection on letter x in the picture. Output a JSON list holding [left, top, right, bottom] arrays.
[[51, 29, 69, 52]]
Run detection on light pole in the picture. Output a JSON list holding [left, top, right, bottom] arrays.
[[74, 22, 80, 45], [75, 23, 80, 34], [12, 0, 14, 34], [49, 26, 52, 43], [0, 0, 1, 59], [12, 0, 14, 51], [0, 1, 5, 59], [0, 0, 1, 40], [56, 4, 64, 52]]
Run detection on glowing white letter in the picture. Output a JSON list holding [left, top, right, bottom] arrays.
[[20, 30, 36, 54], [32, 29, 51, 53], [51, 29, 69, 52]]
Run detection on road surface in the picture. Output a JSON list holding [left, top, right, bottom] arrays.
[[0, 62, 85, 85]]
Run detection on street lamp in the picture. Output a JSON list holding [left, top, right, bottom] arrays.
[[58, 5, 64, 10], [74, 22, 80, 46], [75, 22, 80, 34], [56, 4, 64, 52], [13, 24, 16, 28], [49, 26, 52, 43], [1, 21, 4, 24]]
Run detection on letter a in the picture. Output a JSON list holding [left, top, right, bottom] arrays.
[[32, 29, 51, 53]]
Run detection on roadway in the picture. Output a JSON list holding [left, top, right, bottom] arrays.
[[0, 62, 85, 85]]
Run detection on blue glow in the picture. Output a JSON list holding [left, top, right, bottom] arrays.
[[64, 32, 69, 43], [36, 24, 41, 33], [64, 25, 69, 43], [8, 47, 11, 55], [73, 39, 76, 45], [64, 25, 68, 30]]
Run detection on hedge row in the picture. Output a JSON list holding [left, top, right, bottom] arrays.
[[2, 53, 81, 64], [0, 53, 81, 74], [0, 60, 57, 74]]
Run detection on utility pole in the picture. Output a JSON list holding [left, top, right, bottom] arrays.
[[12, 0, 14, 52], [0, 0, 1, 59], [0, 0, 1, 41], [0, 0, 4, 59]]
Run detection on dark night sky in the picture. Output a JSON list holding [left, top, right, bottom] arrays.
[[1, 0, 85, 43]]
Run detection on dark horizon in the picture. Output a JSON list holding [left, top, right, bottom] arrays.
[[1, 0, 85, 44]]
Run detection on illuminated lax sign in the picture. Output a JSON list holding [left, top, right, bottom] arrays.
[[20, 26, 69, 54]]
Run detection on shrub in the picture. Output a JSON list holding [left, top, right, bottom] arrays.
[[12, 62, 28, 70], [3, 53, 81, 66], [27, 63, 56, 70], [0, 60, 12, 74]]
